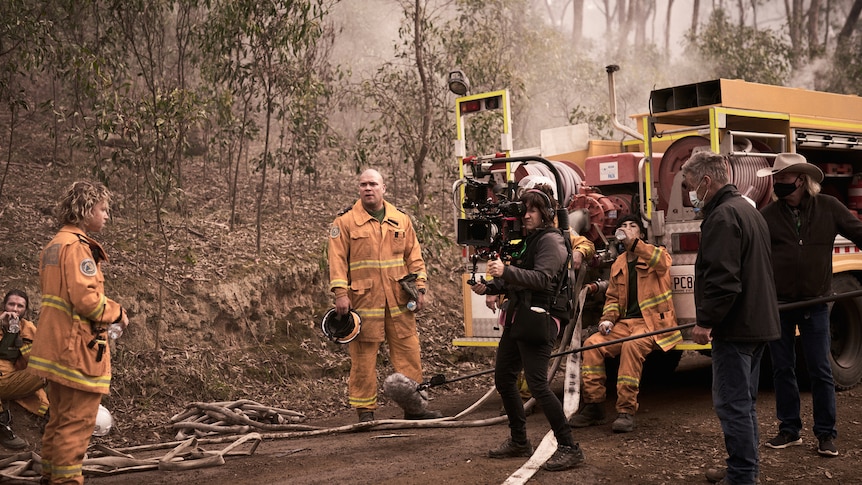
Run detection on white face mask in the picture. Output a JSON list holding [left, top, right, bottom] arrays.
[[689, 179, 707, 209]]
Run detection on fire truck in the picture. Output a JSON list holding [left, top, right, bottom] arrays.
[[453, 66, 862, 390]]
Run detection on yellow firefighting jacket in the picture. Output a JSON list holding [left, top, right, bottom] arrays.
[[571, 234, 595, 261], [328, 200, 427, 342], [601, 239, 682, 351], [0, 317, 37, 373], [29, 225, 122, 394]]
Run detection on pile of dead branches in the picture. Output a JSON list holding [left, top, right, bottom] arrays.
[[0, 434, 262, 481], [170, 399, 315, 439]]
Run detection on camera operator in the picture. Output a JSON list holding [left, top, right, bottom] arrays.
[[471, 183, 586, 472]]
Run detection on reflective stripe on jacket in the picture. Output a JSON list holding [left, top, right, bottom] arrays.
[[328, 200, 427, 342], [0, 318, 37, 372]]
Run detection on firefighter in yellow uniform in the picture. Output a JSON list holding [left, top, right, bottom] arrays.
[[29, 181, 128, 485], [570, 215, 681, 433], [328, 169, 440, 422], [0, 289, 49, 450], [571, 234, 595, 268]]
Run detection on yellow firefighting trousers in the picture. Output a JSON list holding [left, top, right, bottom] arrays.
[[581, 318, 655, 415], [348, 309, 423, 412], [41, 382, 101, 485], [0, 370, 48, 416]]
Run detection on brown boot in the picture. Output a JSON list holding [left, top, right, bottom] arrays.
[[568, 403, 606, 428], [612, 412, 635, 433]]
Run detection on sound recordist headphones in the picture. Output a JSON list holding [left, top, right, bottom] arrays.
[[523, 188, 555, 224]]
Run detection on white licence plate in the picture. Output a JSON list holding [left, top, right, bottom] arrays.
[[671, 269, 695, 294]]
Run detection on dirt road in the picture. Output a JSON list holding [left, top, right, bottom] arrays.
[[85, 354, 862, 485]]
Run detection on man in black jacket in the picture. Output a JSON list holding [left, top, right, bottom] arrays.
[[756, 153, 862, 457], [682, 151, 780, 485]]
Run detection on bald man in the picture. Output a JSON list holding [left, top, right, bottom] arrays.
[[327, 169, 441, 422]]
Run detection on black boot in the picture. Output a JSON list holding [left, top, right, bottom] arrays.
[[0, 409, 27, 449], [488, 438, 533, 458], [568, 402, 606, 428], [542, 443, 586, 471]]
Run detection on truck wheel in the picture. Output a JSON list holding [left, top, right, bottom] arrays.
[[829, 274, 862, 390]]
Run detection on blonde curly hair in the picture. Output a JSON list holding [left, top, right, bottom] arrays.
[[54, 181, 112, 226]]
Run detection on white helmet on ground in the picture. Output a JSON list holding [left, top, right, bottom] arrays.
[[93, 404, 113, 437]]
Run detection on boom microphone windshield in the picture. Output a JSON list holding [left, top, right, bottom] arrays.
[[383, 373, 429, 416]]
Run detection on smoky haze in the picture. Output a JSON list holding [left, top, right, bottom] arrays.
[[328, 0, 811, 151]]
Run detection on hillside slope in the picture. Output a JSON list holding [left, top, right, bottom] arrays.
[[0, 116, 491, 448]]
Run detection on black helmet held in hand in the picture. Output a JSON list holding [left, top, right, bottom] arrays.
[[321, 308, 362, 344]]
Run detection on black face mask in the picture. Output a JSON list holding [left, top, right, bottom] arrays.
[[773, 176, 800, 199]]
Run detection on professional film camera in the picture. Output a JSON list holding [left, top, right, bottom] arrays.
[[456, 160, 538, 285], [455, 157, 572, 286], [457, 177, 526, 256]]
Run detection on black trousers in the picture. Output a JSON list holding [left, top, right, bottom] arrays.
[[494, 324, 575, 447]]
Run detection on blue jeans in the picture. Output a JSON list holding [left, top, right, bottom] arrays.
[[495, 324, 574, 447], [712, 339, 765, 485], [769, 304, 837, 440]]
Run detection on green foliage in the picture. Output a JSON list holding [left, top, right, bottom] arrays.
[[352, 0, 452, 205], [443, 0, 534, 97], [826, 34, 862, 95], [104, 0, 207, 220], [413, 212, 451, 268], [200, 0, 334, 249], [0, 0, 54, 99], [276, 27, 343, 188], [461, 111, 505, 159], [686, 9, 792, 86], [568, 105, 613, 140], [443, 0, 599, 147], [442, 0, 534, 151]]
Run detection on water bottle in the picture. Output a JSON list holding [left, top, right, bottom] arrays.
[[107, 322, 124, 340], [7, 316, 20, 334], [614, 228, 627, 241], [406, 300, 418, 312]]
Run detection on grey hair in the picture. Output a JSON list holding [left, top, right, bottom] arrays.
[[681, 151, 730, 186]]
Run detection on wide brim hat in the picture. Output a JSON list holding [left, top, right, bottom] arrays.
[[756, 152, 824, 183]]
